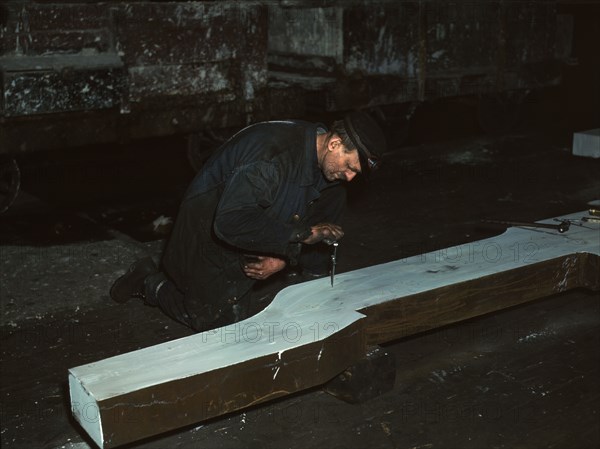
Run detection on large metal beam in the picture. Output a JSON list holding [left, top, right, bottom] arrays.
[[69, 210, 600, 448]]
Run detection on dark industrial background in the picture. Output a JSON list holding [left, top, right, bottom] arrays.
[[1, 1, 599, 448]]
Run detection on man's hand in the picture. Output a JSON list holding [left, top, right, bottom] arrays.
[[302, 223, 344, 245], [242, 256, 287, 280]]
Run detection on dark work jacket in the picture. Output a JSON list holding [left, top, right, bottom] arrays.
[[183, 120, 333, 259]]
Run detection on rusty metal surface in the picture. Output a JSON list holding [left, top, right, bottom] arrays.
[[0, 54, 126, 116], [269, 0, 565, 110], [0, 1, 268, 153], [1, 0, 570, 154]]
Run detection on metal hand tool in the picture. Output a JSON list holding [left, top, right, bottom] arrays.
[[582, 216, 600, 223], [482, 219, 570, 233], [322, 238, 340, 286], [553, 218, 589, 228], [329, 241, 339, 287]]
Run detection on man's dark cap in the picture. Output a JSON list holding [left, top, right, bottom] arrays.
[[344, 111, 387, 172]]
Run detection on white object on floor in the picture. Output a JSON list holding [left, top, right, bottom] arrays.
[[572, 128, 600, 158]]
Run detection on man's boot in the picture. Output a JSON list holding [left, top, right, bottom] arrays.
[[110, 257, 158, 303]]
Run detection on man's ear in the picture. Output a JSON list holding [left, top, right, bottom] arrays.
[[328, 135, 342, 151]]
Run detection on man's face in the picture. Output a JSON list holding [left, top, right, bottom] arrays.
[[321, 138, 362, 182]]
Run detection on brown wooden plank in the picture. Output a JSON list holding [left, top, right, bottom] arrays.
[[69, 210, 599, 448], [362, 253, 598, 345]]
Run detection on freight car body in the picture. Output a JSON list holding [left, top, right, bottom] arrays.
[[0, 2, 269, 153], [0, 1, 571, 152]]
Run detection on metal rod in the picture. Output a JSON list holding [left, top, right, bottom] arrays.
[[482, 219, 570, 233]]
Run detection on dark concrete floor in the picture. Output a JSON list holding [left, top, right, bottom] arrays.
[[1, 90, 600, 449]]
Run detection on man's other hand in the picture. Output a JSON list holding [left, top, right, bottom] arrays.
[[243, 256, 287, 280], [302, 223, 344, 245]]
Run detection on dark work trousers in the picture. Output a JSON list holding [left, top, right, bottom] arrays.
[[146, 184, 346, 332]]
